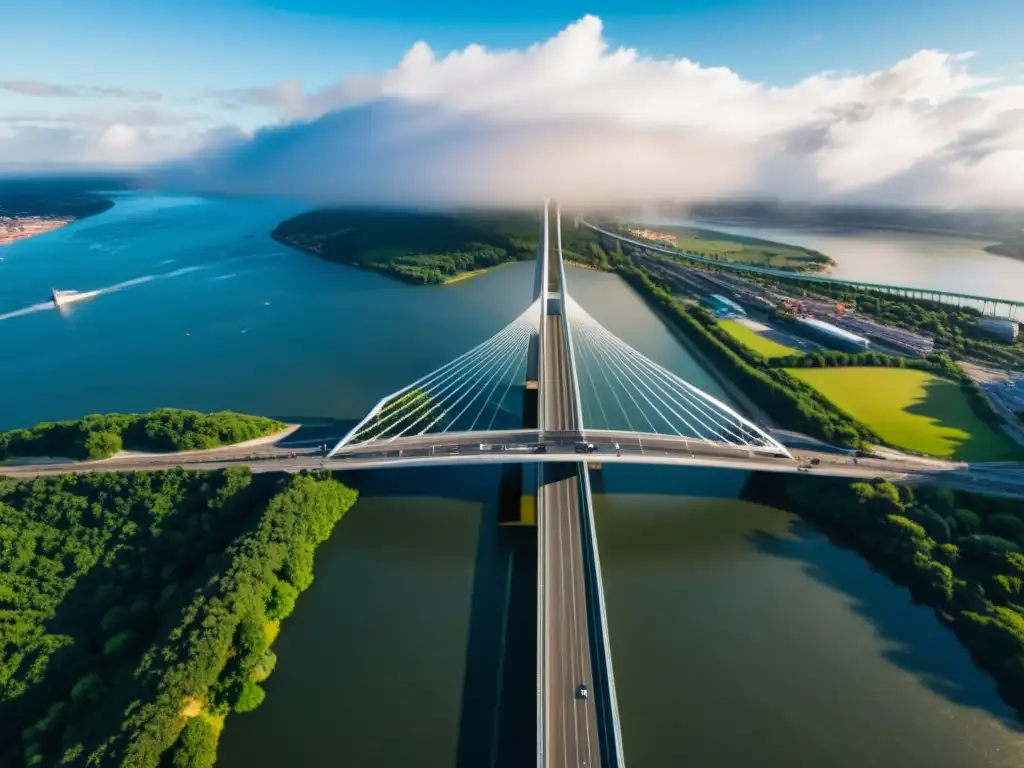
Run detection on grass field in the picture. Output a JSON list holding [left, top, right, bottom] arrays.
[[719, 320, 799, 358], [788, 367, 1024, 461], [639, 225, 833, 272]]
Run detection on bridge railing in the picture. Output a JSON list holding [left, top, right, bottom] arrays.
[[555, 203, 586, 431], [537, 466, 548, 768], [577, 464, 626, 768]]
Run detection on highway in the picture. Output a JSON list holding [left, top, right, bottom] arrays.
[[540, 311, 600, 768]]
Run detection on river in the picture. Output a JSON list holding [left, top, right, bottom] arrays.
[[658, 217, 1024, 303], [2, 193, 1022, 766]]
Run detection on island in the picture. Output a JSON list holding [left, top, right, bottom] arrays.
[[0, 177, 116, 245], [0, 409, 358, 768], [271, 208, 622, 284]]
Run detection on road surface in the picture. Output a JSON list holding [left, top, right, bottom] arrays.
[[541, 313, 601, 768]]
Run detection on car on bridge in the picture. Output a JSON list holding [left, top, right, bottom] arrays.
[[576, 683, 588, 700], [575, 442, 597, 454]]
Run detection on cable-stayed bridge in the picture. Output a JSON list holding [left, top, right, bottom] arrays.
[[324, 199, 792, 768], [7, 201, 1024, 768]]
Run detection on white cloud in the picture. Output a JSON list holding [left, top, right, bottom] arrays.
[[8, 16, 1024, 209], [173, 16, 1024, 209]]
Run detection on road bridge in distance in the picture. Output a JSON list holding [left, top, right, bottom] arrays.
[[579, 219, 1024, 320]]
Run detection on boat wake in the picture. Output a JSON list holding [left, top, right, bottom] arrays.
[[0, 265, 206, 323]]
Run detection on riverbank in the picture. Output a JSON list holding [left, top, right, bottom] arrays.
[[985, 241, 1024, 262], [0, 467, 358, 767], [0, 216, 75, 246], [623, 222, 836, 273], [443, 261, 514, 284], [743, 471, 1024, 721], [0, 408, 288, 462]]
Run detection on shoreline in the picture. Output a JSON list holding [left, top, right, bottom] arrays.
[[983, 243, 1024, 262], [0, 216, 75, 246], [273, 230, 529, 286], [443, 261, 515, 285]]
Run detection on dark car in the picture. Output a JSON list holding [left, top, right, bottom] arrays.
[[574, 442, 597, 454], [533, 444, 548, 453], [576, 683, 588, 700]]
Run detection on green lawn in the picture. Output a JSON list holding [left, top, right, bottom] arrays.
[[719, 320, 799, 358], [788, 367, 1024, 461]]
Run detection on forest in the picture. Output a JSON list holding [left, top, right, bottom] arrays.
[[270, 208, 622, 283], [746, 473, 1024, 719], [0, 409, 287, 461], [0, 467, 357, 767]]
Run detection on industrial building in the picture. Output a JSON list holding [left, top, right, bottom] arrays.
[[978, 317, 1020, 344], [793, 316, 870, 351], [702, 293, 746, 318]]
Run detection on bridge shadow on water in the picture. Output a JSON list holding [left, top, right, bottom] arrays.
[[339, 464, 538, 768], [749, 519, 1024, 730]]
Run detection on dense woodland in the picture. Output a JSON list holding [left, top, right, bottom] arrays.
[[0, 409, 286, 461], [746, 473, 1024, 718], [271, 209, 620, 283], [0, 468, 357, 767]]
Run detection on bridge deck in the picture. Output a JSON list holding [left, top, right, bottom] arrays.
[[541, 462, 600, 768], [541, 265, 602, 766]]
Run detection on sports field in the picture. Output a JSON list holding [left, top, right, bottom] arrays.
[[719, 320, 799, 358], [788, 367, 1024, 460]]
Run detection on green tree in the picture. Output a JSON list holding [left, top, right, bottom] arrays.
[[84, 429, 122, 459], [171, 718, 217, 768], [265, 580, 298, 621], [232, 681, 265, 713]]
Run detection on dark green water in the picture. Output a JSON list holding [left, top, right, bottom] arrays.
[[3, 196, 1022, 766]]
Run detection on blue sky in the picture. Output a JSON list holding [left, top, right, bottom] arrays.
[[4, 0, 1021, 93]]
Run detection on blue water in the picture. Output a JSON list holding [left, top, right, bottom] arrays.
[[0, 193, 535, 430]]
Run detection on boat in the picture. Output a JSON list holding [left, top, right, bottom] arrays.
[[51, 288, 84, 308]]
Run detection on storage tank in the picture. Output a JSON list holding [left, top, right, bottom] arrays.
[[794, 316, 870, 351], [978, 317, 1020, 344]]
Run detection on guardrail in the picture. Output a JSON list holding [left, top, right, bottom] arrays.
[[536, 465, 548, 768], [555, 203, 586, 431], [577, 464, 626, 767]]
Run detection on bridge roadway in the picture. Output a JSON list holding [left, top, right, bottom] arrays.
[[540, 311, 601, 768], [7, 430, 1024, 499]]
